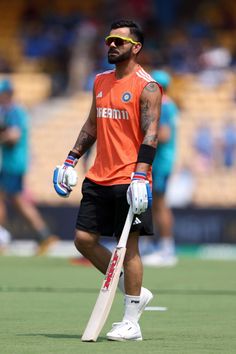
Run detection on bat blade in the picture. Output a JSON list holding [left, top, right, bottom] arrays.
[[81, 207, 133, 342], [81, 247, 126, 342]]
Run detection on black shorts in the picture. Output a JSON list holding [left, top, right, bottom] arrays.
[[76, 178, 153, 238]]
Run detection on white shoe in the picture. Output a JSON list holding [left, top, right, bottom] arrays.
[[107, 320, 142, 341], [142, 251, 178, 267], [111, 287, 153, 331], [138, 287, 153, 320]]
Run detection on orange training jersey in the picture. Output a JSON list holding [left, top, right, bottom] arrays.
[[86, 65, 159, 186]]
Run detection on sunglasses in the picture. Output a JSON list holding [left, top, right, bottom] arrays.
[[105, 35, 140, 47]]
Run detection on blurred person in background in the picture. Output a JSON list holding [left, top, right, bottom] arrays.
[[193, 122, 214, 173], [0, 79, 58, 255], [142, 70, 179, 267], [221, 119, 236, 169]]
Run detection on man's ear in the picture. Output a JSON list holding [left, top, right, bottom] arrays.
[[133, 43, 142, 55]]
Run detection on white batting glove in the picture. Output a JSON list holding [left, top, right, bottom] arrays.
[[53, 153, 78, 198], [127, 172, 152, 215]]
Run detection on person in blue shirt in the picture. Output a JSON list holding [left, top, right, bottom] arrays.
[[0, 79, 58, 255], [221, 120, 236, 168], [142, 70, 179, 267]]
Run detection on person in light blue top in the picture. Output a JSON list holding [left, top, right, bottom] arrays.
[[0, 96, 29, 175], [0, 79, 29, 191], [142, 70, 179, 267], [0, 79, 58, 254]]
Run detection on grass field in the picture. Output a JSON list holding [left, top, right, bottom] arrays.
[[0, 256, 236, 354]]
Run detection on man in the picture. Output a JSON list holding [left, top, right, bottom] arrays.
[[142, 70, 179, 267], [0, 79, 58, 255], [53, 20, 162, 341]]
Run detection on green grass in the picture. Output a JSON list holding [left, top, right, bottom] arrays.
[[0, 256, 236, 354]]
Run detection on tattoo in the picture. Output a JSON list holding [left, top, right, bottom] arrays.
[[140, 82, 160, 148], [143, 134, 158, 145], [144, 82, 158, 92], [73, 129, 96, 156], [140, 98, 155, 132]]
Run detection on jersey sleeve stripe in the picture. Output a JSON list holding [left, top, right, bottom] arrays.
[[136, 71, 153, 82], [139, 68, 155, 81]]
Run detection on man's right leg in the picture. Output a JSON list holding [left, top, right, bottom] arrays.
[[74, 229, 111, 274]]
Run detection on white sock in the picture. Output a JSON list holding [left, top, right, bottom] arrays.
[[123, 294, 140, 323]]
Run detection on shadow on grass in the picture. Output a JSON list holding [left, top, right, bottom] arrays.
[[17, 333, 108, 342], [16, 333, 160, 343], [17, 333, 81, 339]]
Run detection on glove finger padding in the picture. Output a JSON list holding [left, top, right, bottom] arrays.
[[64, 166, 78, 187], [133, 181, 148, 214]]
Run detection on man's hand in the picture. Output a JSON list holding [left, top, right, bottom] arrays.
[[127, 172, 152, 214], [53, 152, 78, 198]]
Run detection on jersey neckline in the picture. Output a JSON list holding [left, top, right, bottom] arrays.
[[112, 64, 141, 84]]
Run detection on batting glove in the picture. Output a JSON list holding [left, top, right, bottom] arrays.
[[127, 172, 152, 215], [53, 153, 78, 198]]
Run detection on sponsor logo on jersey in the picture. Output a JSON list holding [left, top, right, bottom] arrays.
[[122, 92, 132, 102], [97, 107, 129, 120]]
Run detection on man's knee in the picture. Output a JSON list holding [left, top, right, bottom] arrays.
[[74, 229, 97, 252]]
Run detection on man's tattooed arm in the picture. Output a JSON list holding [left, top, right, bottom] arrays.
[[73, 128, 96, 157], [140, 82, 162, 148], [135, 82, 162, 174]]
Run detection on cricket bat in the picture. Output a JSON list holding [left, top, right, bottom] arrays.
[[81, 207, 134, 342]]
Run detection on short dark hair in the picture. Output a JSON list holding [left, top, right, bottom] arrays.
[[110, 19, 144, 46]]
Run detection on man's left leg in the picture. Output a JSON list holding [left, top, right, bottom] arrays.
[[124, 232, 143, 295], [107, 232, 145, 341]]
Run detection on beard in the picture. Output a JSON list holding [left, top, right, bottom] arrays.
[[108, 47, 132, 64]]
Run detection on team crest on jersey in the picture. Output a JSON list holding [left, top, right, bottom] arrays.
[[122, 92, 132, 102]]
